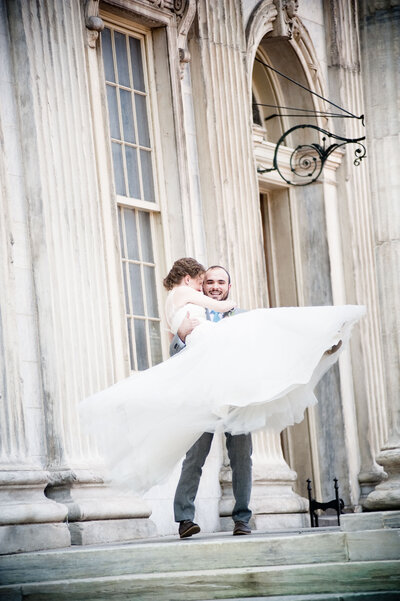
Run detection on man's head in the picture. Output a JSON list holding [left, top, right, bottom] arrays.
[[203, 265, 231, 301]]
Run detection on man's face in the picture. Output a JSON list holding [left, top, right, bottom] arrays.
[[203, 267, 231, 301]]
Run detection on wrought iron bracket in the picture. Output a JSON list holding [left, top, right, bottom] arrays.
[[257, 123, 366, 186]]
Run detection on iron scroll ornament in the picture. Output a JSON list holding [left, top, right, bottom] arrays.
[[257, 124, 366, 186]]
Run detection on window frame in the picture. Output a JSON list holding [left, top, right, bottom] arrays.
[[100, 12, 168, 371]]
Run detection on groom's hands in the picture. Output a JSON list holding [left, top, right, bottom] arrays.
[[177, 311, 200, 343]]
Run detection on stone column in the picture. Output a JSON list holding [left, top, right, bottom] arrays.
[[188, 0, 268, 306], [357, 0, 400, 509], [0, 0, 70, 554], [190, 0, 308, 529], [323, 0, 389, 506], [4, 0, 155, 545]]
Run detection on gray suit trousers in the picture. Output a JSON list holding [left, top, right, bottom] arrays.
[[173, 431, 252, 524]]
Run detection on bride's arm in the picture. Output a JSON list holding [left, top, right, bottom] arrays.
[[173, 286, 236, 313]]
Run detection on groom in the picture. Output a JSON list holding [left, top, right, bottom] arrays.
[[170, 265, 253, 538]]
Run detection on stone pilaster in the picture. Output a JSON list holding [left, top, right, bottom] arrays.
[[0, 0, 70, 554], [189, 0, 269, 308], [5, 0, 155, 544], [357, 0, 400, 509], [323, 0, 389, 506]]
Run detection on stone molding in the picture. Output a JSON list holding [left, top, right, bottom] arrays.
[[246, 0, 278, 69], [84, 0, 105, 48], [90, 0, 196, 74], [176, 0, 196, 77]]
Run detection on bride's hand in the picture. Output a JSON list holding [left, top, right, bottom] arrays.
[[177, 312, 200, 342]]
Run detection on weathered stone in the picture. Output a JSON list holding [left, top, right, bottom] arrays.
[[341, 510, 400, 532], [68, 518, 157, 546], [0, 523, 70, 556]]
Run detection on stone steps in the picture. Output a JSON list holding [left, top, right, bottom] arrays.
[[0, 560, 399, 600], [0, 528, 399, 600], [206, 596, 400, 601]]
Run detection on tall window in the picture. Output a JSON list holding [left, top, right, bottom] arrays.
[[102, 24, 163, 371]]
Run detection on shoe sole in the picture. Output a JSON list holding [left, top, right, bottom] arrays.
[[179, 524, 201, 539], [233, 529, 251, 535]]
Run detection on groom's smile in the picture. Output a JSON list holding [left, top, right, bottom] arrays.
[[203, 266, 231, 301]]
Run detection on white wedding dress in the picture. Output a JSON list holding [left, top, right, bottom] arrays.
[[79, 292, 365, 494]]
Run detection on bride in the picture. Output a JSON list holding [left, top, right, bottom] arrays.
[[79, 257, 365, 494]]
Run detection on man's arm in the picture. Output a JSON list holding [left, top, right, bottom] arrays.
[[169, 312, 200, 356]]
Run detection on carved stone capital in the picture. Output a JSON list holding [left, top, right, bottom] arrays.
[[84, 0, 104, 49], [175, 0, 196, 78]]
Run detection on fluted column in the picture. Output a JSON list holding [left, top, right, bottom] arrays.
[[358, 0, 400, 509], [0, 0, 70, 554], [323, 0, 389, 506], [5, 0, 155, 544], [190, 0, 308, 529], [189, 0, 268, 307]]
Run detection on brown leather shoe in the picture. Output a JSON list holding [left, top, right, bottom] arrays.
[[233, 521, 251, 535], [179, 520, 200, 539]]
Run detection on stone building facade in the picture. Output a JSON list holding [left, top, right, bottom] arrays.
[[0, 0, 399, 553]]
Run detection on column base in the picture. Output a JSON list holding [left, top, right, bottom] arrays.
[[68, 518, 157, 545], [45, 469, 153, 521], [0, 470, 68, 525], [358, 465, 387, 506], [45, 469, 158, 544], [0, 523, 70, 555], [364, 448, 400, 510]]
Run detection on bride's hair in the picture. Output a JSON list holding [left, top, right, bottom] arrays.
[[163, 257, 206, 290]]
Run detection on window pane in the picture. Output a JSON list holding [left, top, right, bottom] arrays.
[[120, 89, 135, 144], [139, 211, 154, 262], [111, 142, 125, 195], [149, 321, 162, 366], [140, 149, 155, 202], [106, 85, 120, 140], [144, 265, 159, 317], [127, 318, 135, 369], [118, 207, 125, 258], [129, 263, 145, 315], [114, 32, 130, 87], [125, 146, 140, 199], [134, 319, 148, 370], [124, 208, 139, 261], [122, 263, 130, 313], [102, 28, 115, 83], [135, 94, 150, 147], [130, 37, 145, 92]]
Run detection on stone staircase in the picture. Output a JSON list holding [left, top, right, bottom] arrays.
[[0, 521, 399, 601]]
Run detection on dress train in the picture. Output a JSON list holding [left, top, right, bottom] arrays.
[[79, 305, 365, 494]]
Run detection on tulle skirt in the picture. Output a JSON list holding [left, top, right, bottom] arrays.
[[79, 305, 365, 494]]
